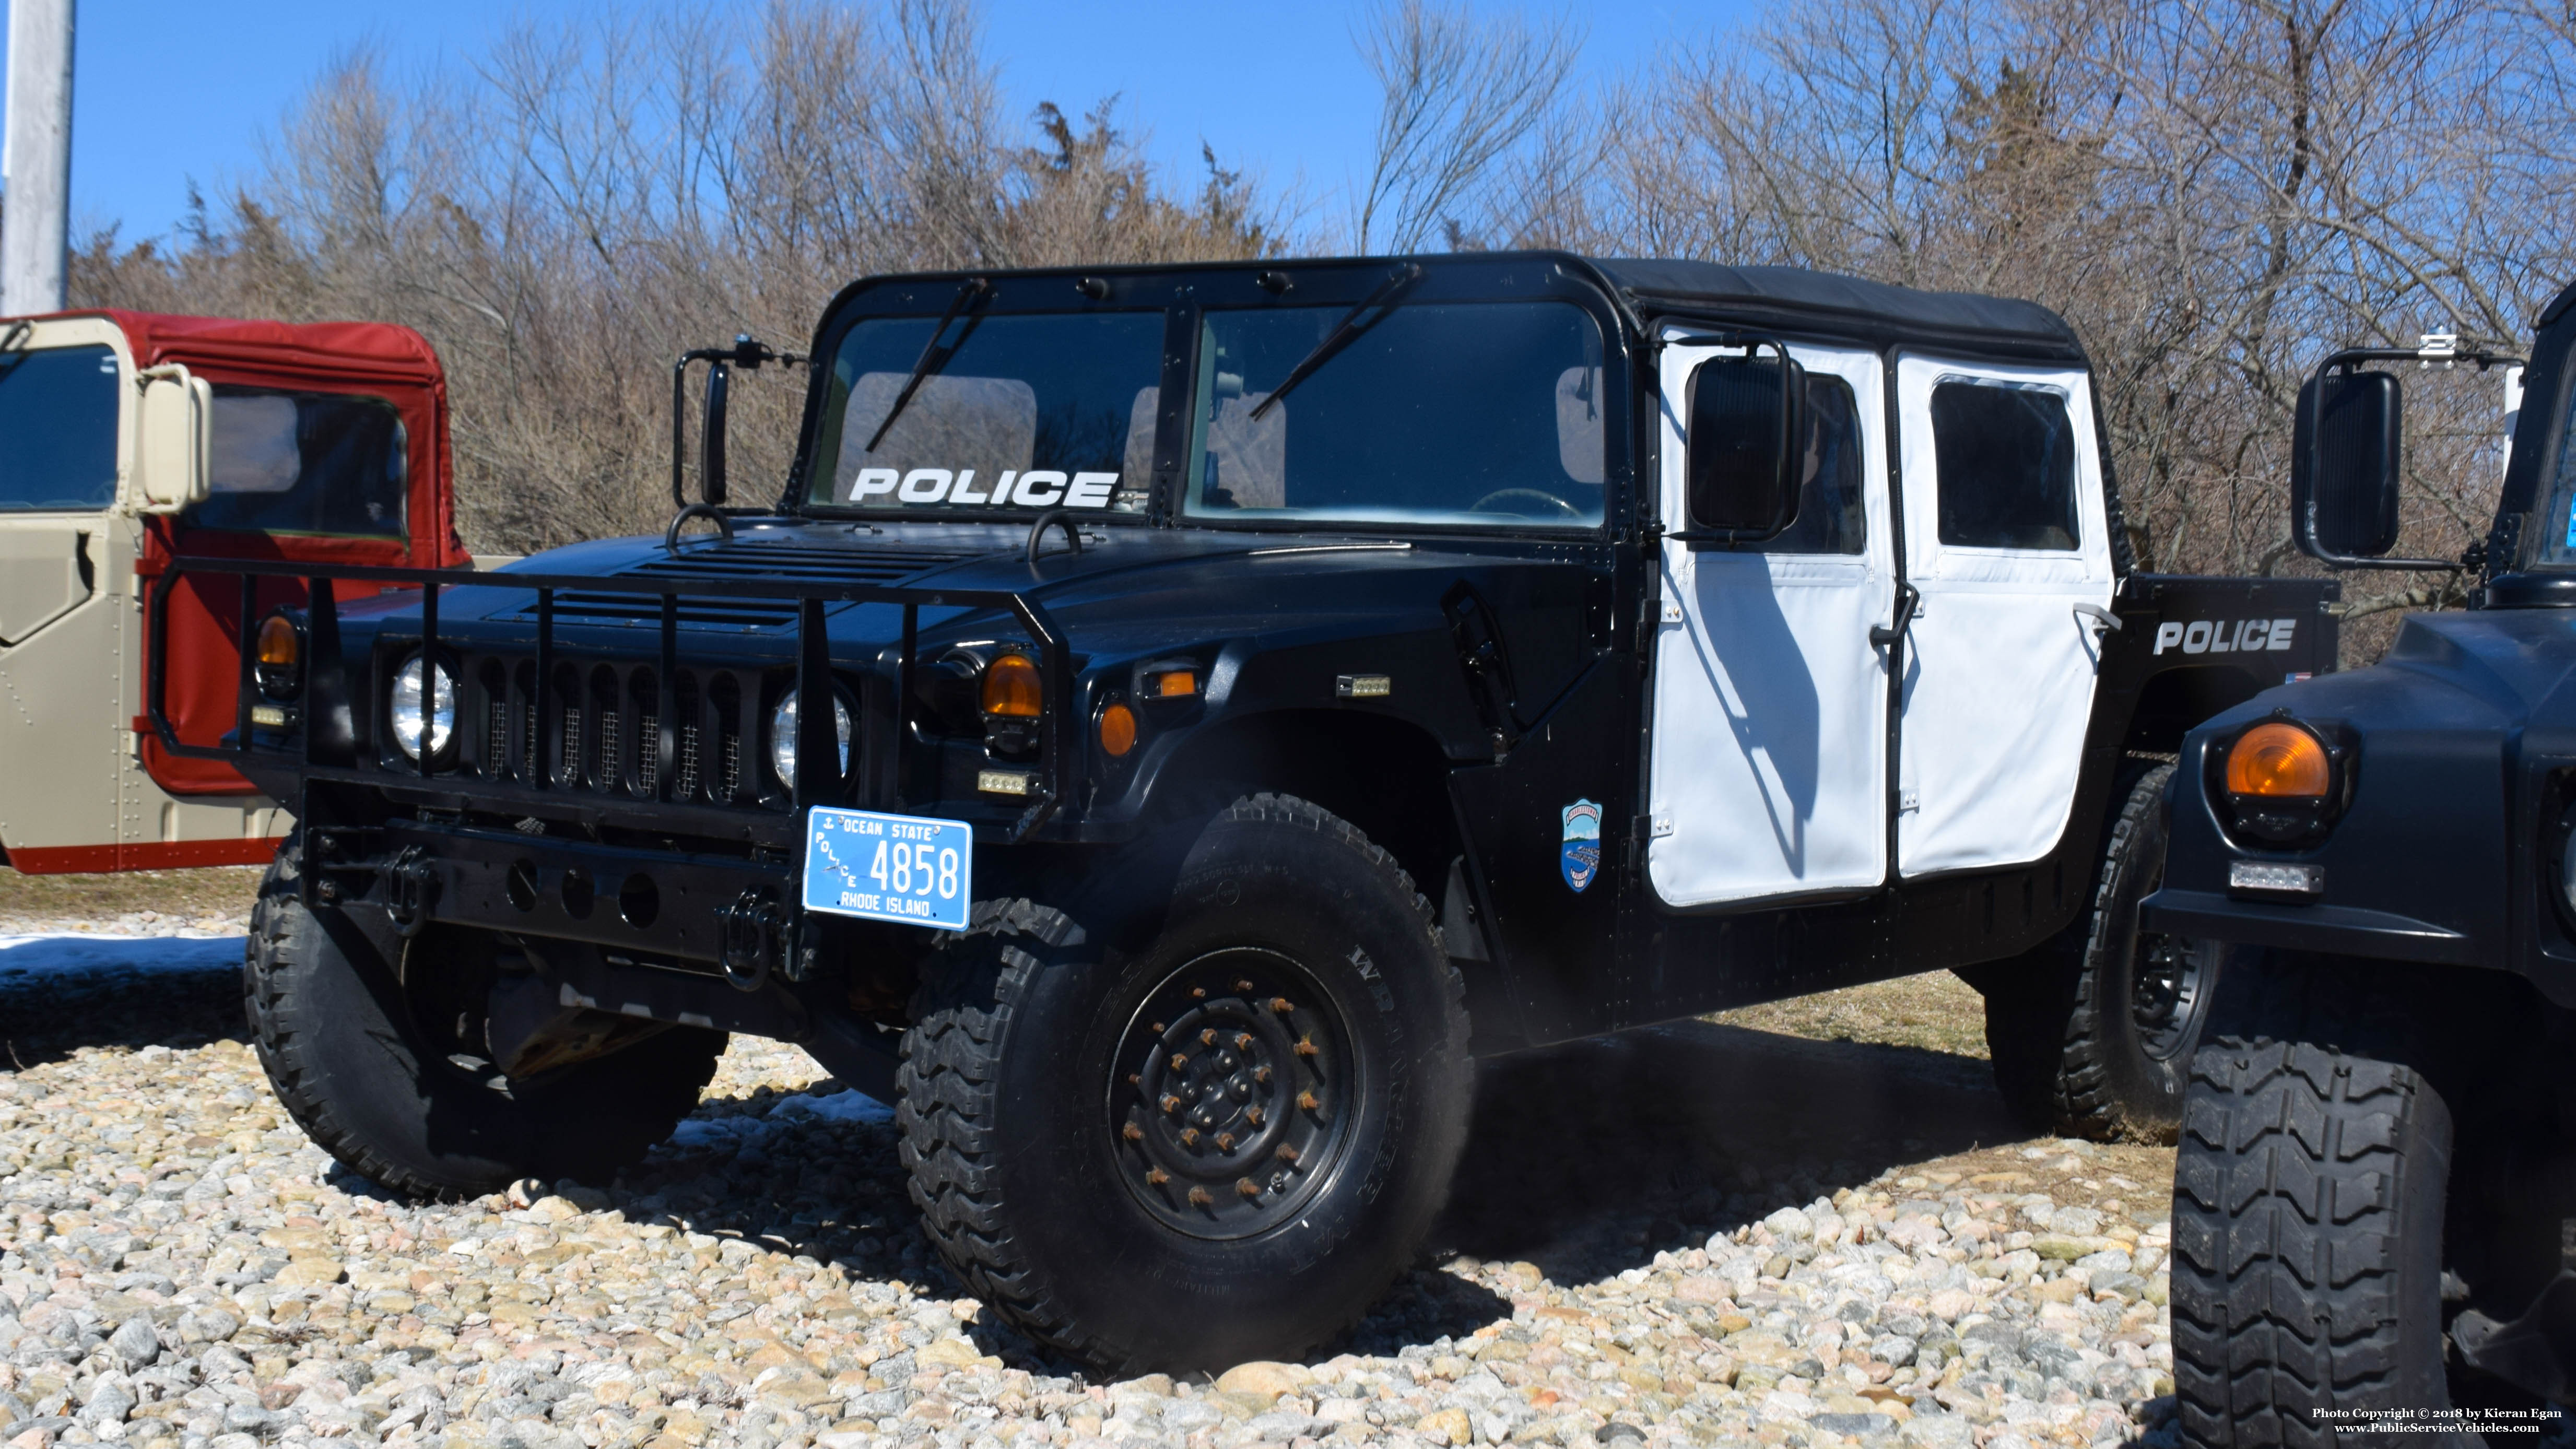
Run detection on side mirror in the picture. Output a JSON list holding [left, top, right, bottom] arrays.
[[699, 361, 731, 506], [1685, 350, 1804, 541], [135, 363, 211, 514], [2292, 367, 2402, 561]]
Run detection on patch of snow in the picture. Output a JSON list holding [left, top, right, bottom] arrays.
[[0, 934, 245, 978]]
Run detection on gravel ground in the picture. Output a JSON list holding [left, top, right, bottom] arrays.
[[0, 875, 2191, 1449]]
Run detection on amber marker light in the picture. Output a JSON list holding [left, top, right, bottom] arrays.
[[1149, 669, 1198, 698], [1098, 702, 1138, 757], [981, 653, 1043, 718], [255, 611, 304, 699], [2226, 721, 2331, 798]]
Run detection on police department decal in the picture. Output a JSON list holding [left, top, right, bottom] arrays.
[[1560, 799, 1602, 893]]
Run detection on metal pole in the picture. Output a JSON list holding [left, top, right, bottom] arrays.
[[3, 0, 74, 315]]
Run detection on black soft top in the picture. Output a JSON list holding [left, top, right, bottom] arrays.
[[1586, 257, 2086, 364]]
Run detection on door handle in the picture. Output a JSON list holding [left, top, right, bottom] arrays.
[[1869, 583, 1921, 649], [2073, 603, 2122, 638]]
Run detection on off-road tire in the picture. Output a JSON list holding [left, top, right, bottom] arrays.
[[1985, 762, 2217, 1141], [2171, 1033, 2456, 1444], [246, 851, 725, 1200], [896, 793, 1473, 1373]]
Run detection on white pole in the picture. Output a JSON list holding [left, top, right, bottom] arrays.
[[3, 0, 75, 316]]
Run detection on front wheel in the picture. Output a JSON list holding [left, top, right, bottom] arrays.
[[246, 853, 726, 1199], [2172, 1035, 2456, 1442], [897, 794, 1473, 1373]]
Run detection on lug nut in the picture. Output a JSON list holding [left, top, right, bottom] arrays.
[[1123, 1123, 1144, 1142], [1234, 1032, 1254, 1050], [1127, 1073, 1142, 1086], [1246, 1106, 1265, 1127], [1254, 1066, 1272, 1084], [1270, 996, 1293, 1014], [1215, 1133, 1236, 1150], [1298, 1090, 1322, 1112], [1237, 1177, 1261, 1197], [1236, 978, 1254, 993], [1179, 1128, 1199, 1146], [1188, 1186, 1213, 1207], [1201, 1028, 1218, 1046], [1170, 1053, 1189, 1070], [1277, 1144, 1300, 1163], [1148, 1168, 1169, 1186], [1150, 1022, 1165, 1034], [1191, 986, 1207, 998], [1294, 1035, 1318, 1057], [1160, 1095, 1181, 1113]]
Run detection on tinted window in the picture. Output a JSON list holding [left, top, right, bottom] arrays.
[[188, 388, 408, 538], [1769, 374, 1866, 555], [1184, 301, 1605, 528], [1930, 380, 2078, 550], [811, 312, 1166, 513], [0, 344, 120, 511]]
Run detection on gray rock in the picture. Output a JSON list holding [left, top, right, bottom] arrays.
[[1160, 1399, 1226, 1433], [1868, 1334, 1918, 1368], [844, 1389, 911, 1418], [1249, 1410, 1320, 1441], [109, 1317, 160, 1367], [1898, 1412, 1976, 1448], [1809, 1412, 1893, 1436]]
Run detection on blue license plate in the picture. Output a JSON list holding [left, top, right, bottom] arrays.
[[802, 806, 973, 930]]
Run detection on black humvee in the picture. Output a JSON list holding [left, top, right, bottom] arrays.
[[161, 253, 2329, 1371], [2149, 313, 2574, 1430]]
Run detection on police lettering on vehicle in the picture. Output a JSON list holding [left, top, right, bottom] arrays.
[[2151, 617, 2299, 656], [841, 468, 1122, 508]]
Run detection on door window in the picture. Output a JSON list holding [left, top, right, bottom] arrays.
[[0, 344, 120, 511], [1769, 374, 1866, 555], [1930, 380, 2078, 550], [188, 387, 409, 538]]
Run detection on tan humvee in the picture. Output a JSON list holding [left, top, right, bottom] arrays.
[[0, 310, 468, 873]]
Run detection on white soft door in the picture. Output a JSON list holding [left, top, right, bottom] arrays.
[[1893, 356, 2115, 876], [1648, 340, 1895, 907]]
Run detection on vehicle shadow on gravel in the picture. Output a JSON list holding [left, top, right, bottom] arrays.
[[0, 943, 246, 1068], [1429, 1020, 2021, 1286], [615, 1017, 2020, 1371]]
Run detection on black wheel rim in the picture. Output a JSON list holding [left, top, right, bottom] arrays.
[[1106, 948, 1357, 1241], [2130, 847, 2218, 1062]]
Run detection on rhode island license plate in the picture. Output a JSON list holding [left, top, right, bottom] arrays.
[[802, 806, 973, 930]]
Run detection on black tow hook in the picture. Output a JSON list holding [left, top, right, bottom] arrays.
[[716, 887, 789, 992], [379, 847, 441, 939]]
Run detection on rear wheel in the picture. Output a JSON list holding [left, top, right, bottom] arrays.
[[246, 852, 725, 1199], [1984, 761, 2221, 1140], [897, 793, 1472, 1373]]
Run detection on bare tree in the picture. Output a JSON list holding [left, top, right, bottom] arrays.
[[1351, 0, 1579, 253]]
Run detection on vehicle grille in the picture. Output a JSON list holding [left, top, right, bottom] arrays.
[[490, 544, 979, 630], [460, 652, 777, 808]]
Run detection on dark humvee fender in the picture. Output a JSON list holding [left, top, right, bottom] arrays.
[[2146, 308, 2576, 1432], [159, 253, 2325, 1371]]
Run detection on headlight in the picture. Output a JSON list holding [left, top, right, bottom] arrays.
[[255, 610, 305, 700], [770, 689, 853, 788], [2216, 718, 2342, 846], [389, 652, 455, 760]]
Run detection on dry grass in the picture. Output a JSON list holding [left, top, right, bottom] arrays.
[[1711, 971, 1991, 1059], [0, 865, 263, 928]]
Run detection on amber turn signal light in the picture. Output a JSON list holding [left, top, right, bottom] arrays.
[[1098, 702, 1138, 757], [2226, 721, 2331, 798], [1149, 669, 1198, 698], [981, 653, 1043, 718], [254, 610, 304, 700]]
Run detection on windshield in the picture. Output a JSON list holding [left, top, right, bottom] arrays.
[[0, 344, 120, 511], [809, 311, 1165, 515], [1182, 300, 1605, 528]]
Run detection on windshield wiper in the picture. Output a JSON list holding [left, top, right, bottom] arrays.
[[1248, 263, 1422, 421], [864, 276, 990, 454]]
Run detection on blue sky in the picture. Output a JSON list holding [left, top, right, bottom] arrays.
[[13, 1, 1752, 246]]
